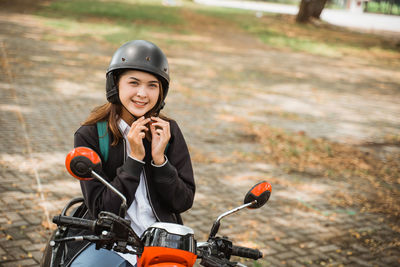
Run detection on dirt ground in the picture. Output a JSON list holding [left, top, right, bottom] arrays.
[[0, 0, 399, 266]]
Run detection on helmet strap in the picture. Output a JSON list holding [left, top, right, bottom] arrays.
[[120, 105, 138, 125], [155, 101, 165, 115]]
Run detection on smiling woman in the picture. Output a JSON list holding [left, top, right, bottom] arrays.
[[54, 40, 196, 267], [118, 70, 162, 123]]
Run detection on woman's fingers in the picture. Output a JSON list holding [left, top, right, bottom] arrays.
[[155, 129, 163, 136], [129, 117, 150, 139], [150, 118, 170, 135], [150, 123, 170, 138], [128, 127, 148, 140], [150, 122, 168, 129], [132, 117, 151, 127]]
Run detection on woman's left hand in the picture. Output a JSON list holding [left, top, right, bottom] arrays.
[[150, 117, 171, 165]]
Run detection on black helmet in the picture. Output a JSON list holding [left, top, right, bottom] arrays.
[[106, 40, 170, 109]]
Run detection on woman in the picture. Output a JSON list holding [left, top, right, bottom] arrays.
[[71, 40, 195, 266]]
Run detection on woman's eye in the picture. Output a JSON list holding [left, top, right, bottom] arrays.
[[130, 81, 138, 85], [150, 84, 159, 88]]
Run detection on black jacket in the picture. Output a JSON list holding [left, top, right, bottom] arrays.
[[74, 119, 195, 223], [56, 119, 195, 266]]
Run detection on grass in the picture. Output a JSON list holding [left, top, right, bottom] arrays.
[[35, 0, 399, 62], [40, 0, 183, 25], [36, 0, 188, 44], [366, 1, 400, 15], [258, 29, 341, 56], [193, 5, 399, 60]]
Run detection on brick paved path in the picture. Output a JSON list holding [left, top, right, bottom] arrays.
[[1, 9, 399, 267]]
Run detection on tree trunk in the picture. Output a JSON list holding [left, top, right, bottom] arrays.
[[296, 0, 328, 23], [296, 0, 311, 23], [310, 0, 328, 18]]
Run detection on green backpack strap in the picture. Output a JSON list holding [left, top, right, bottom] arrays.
[[96, 121, 109, 162], [165, 142, 170, 154]]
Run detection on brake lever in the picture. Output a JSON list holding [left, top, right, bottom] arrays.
[[52, 234, 105, 245], [97, 211, 143, 248]]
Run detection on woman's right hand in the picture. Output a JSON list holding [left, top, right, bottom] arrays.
[[127, 116, 151, 161]]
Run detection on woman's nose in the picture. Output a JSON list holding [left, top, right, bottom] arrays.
[[136, 86, 147, 97]]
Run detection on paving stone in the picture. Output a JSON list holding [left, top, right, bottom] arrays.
[[317, 244, 341, 253], [296, 254, 321, 265], [265, 241, 288, 253], [350, 243, 370, 253], [29, 250, 43, 262], [280, 237, 299, 245], [299, 241, 318, 249], [0, 239, 32, 248], [5, 212, 23, 222], [1, 258, 37, 267], [0, 246, 6, 255], [4, 246, 26, 260], [291, 247, 308, 256], [327, 252, 351, 264], [286, 259, 305, 267], [24, 243, 45, 252], [348, 256, 372, 266], [262, 247, 278, 256], [3, 227, 26, 240], [21, 214, 42, 225], [265, 256, 284, 266], [380, 255, 400, 265], [277, 251, 298, 260]]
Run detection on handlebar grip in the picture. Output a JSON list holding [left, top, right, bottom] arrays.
[[231, 245, 263, 260], [53, 215, 96, 232], [199, 256, 223, 267]]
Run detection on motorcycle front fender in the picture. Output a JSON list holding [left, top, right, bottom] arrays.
[[137, 247, 197, 267]]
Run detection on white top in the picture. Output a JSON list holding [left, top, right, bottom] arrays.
[[116, 118, 157, 265]]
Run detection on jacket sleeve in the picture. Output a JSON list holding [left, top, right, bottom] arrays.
[[150, 120, 195, 213], [74, 125, 142, 218]]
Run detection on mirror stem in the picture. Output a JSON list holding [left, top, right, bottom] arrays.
[[208, 200, 257, 240], [91, 170, 128, 217]]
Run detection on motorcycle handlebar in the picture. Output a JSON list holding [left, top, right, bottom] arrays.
[[231, 245, 263, 260], [199, 256, 222, 267], [53, 215, 97, 232]]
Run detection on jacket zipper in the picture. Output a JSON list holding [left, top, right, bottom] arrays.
[[123, 139, 161, 222], [143, 168, 161, 222], [123, 139, 126, 162]]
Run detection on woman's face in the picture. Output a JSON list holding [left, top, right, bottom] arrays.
[[118, 70, 160, 119]]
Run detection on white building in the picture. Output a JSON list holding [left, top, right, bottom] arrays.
[[347, 0, 369, 13]]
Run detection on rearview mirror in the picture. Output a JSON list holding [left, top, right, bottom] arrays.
[[244, 181, 272, 209], [65, 146, 128, 217], [208, 181, 272, 239], [65, 147, 102, 181]]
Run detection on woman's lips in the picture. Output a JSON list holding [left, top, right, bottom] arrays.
[[132, 100, 147, 107]]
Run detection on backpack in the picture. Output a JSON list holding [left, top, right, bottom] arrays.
[[97, 121, 109, 162]]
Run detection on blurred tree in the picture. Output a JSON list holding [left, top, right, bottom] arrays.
[[296, 0, 328, 23]]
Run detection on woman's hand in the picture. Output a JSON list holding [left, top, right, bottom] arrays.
[[127, 116, 151, 161], [150, 117, 171, 165]]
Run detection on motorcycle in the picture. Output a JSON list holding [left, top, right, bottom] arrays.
[[41, 147, 272, 267]]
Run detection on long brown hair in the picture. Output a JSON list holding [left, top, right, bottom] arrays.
[[82, 70, 169, 146]]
